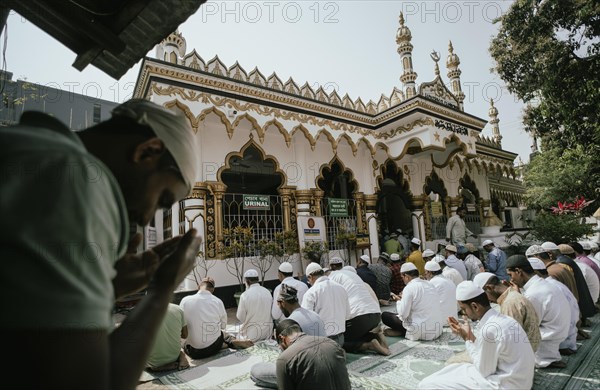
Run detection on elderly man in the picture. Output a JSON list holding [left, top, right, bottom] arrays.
[[301, 263, 350, 346], [419, 282, 535, 389], [181, 277, 251, 359], [382, 263, 444, 340], [237, 269, 273, 342], [271, 262, 309, 323], [406, 238, 426, 274], [528, 258, 579, 355], [445, 206, 477, 245], [424, 260, 457, 325], [1, 99, 202, 389], [368, 254, 393, 301], [444, 245, 468, 281], [506, 255, 570, 368], [356, 255, 377, 292], [482, 240, 508, 280], [329, 268, 389, 355], [473, 272, 540, 353]]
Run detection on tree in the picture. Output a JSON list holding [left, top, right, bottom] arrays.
[[252, 238, 282, 285], [217, 226, 254, 293], [490, 0, 600, 149]]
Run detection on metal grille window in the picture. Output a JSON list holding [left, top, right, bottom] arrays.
[[320, 198, 357, 251], [464, 206, 482, 235], [222, 193, 284, 256], [431, 215, 448, 240]]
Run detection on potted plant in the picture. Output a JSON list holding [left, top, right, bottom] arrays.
[[302, 240, 328, 266], [275, 230, 300, 267], [217, 226, 254, 305], [251, 238, 282, 287]]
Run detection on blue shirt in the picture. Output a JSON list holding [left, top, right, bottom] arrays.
[[487, 247, 508, 280]]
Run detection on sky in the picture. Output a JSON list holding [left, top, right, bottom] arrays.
[[3, 0, 533, 162]]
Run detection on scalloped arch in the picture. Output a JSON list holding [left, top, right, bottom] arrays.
[[263, 119, 291, 147], [336, 133, 357, 156], [357, 137, 376, 156], [163, 99, 200, 132], [315, 156, 360, 195], [315, 129, 338, 154], [198, 106, 233, 138], [232, 113, 262, 139], [290, 124, 316, 150]]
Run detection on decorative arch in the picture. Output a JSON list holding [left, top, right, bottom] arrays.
[[423, 170, 448, 200], [376, 159, 414, 236], [357, 137, 376, 156], [198, 106, 233, 138], [459, 174, 480, 202], [290, 124, 316, 150], [163, 99, 200, 131], [336, 133, 357, 156], [263, 119, 291, 147], [315, 129, 337, 154], [316, 157, 359, 198], [232, 113, 262, 138]]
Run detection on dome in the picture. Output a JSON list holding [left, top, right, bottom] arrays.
[[396, 13, 412, 43], [446, 41, 460, 68]]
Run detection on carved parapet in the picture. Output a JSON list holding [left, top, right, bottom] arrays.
[[187, 181, 209, 199], [294, 189, 313, 205], [411, 194, 427, 210], [364, 194, 378, 213]]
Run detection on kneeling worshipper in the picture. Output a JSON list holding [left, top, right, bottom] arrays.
[[423, 260, 457, 325], [418, 281, 535, 390], [382, 262, 444, 340]]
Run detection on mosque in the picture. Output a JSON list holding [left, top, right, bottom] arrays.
[[133, 13, 527, 288]]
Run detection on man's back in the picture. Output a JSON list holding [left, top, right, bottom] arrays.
[[429, 275, 457, 324], [369, 263, 392, 300], [497, 289, 541, 352], [445, 255, 468, 281], [397, 278, 444, 340], [328, 271, 380, 318], [237, 284, 273, 341], [180, 291, 227, 348], [276, 335, 351, 390], [272, 277, 309, 321], [301, 277, 350, 336], [147, 303, 186, 368]]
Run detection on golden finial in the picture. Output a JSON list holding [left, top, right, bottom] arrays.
[[431, 50, 440, 76], [399, 12, 405, 26]]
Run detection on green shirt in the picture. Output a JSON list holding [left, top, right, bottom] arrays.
[[0, 112, 128, 330], [147, 303, 186, 368]]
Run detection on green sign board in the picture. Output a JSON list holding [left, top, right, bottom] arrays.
[[328, 198, 348, 217], [243, 194, 270, 210]]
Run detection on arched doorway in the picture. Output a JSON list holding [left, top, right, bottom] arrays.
[[459, 174, 482, 235], [376, 160, 413, 240], [424, 170, 448, 240], [316, 158, 358, 257]]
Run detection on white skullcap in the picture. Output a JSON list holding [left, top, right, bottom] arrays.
[[528, 257, 547, 270], [433, 254, 446, 263], [401, 262, 418, 273], [525, 245, 546, 256], [329, 257, 344, 265], [473, 272, 495, 289], [580, 241, 592, 250], [482, 239, 494, 247], [322, 267, 330, 273], [591, 242, 599, 250], [278, 262, 293, 273], [360, 254, 371, 264], [243, 269, 259, 278], [343, 265, 357, 274], [306, 263, 323, 276], [422, 249, 435, 257], [445, 244, 457, 253], [390, 253, 400, 261], [111, 99, 199, 194], [456, 281, 485, 301], [541, 242, 560, 251], [424, 260, 441, 272], [411, 237, 421, 245]]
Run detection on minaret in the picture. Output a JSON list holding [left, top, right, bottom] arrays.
[[446, 41, 465, 111], [488, 99, 502, 145], [396, 13, 417, 98], [155, 29, 187, 65]]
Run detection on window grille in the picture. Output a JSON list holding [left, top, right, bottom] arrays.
[[320, 198, 357, 251]]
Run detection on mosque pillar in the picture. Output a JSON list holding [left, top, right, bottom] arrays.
[[208, 181, 227, 252], [294, 189, 313, 217], [353, 192, 366, 233], [364, 194, 380, 258], [411, 195, 427, 248], [279, 186, 296, 231], [312, 189, 325, 217], [180, 182, 209, 289]]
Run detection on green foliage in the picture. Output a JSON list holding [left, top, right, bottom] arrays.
[[276, 230, 300, 264], [489, 0, 600, 148], [217, 226, 254, 292], [252, 238, 282, 284], [528, 211, 593, 244], [302, 240, 328, 263], [523, 145, 599, 210]]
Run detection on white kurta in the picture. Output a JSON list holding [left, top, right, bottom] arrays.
[[328, 270, 380, 318], [442, 266, 464, 287], [301, 276, 351, 336], [576, 261, 600, 302], [396, 278, 444, 340], [236, 283, 273, 342], [180, 290, 227, 349], [271, 277, 309, 321], [419, 310, 535, 390], [522, 275, 570, 367], [429, 275, 457, 325], [546, 277, 579, 351]]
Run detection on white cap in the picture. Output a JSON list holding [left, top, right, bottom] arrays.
[[422, 249, 435, 257], [401, 262, 418, 273], [278, 262, 293, 273], [343, 265, 357, 274], [445, 244, 457, 253], [591, 242, 599, 250], [456, 281, 485, 301], [424, 260, 441, 272], [525, 245, 546, 256], [541, 242, 560, 251], [482, 239, 494, 247], [360, 254, 371, 264], [528, 257, 547, 270], [306, 263, 323, 276], [390, 253, 400, 261], [329, 257, 344, 265], [433, 254, 446, 263], [473, 272, 495, 289], [580, 241, 592, 250], [111, 99, 199, 194], [411, 237, 421, 246], [244, 269, 259, 278]]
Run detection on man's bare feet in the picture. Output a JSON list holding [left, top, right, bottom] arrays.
[[369, 339, 391, 356], [231, 339, 254, 349], [178, 350, 190, 370], [379, 299, 391, 306], [375, 331, 389, 349], [383, 328, 404, 337]]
